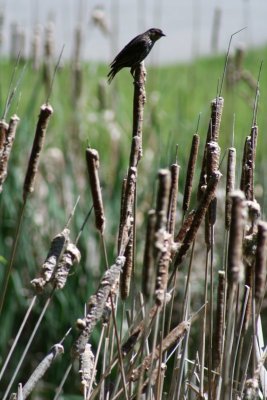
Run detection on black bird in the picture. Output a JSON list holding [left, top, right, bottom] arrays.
[[107, 28, 166, 83]]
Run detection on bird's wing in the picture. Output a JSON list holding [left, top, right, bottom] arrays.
[[109, 37, 147, 69]]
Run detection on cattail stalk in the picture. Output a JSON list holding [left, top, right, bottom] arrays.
[[85, 148, 105, 234], [213, 271, 225, 371], [23, 103, 53, 201], [183, 133, 200, 213]]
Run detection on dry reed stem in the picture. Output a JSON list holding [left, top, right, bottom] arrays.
[[121, 295, 171, 357], [225, 147, 236, 230], [23, 103, 53, 201], [73, 256, 125, 358], [168, 163, 180, 238], [197, 97, 224, 200], [117, 177, 127, 254], [53, 242, 81, 289], [0, 114, 20, 192], [21, 344, 64, 399], [227, 190, 246, 286], [86, 148, 106, 234], [255, 221, 267, 302], [174, 171, 222, 269], [31, 228, 70, 292], [130, 320, 190, 382], [132, 61, 146, 161], [213, 270, 225, 371], [142, 210, 156, 299], [183, 133, 200, 213]]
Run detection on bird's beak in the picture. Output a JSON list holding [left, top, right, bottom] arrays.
[[161, 32, 166, 37]]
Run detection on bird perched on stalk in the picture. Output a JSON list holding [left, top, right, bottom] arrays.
[[107, 28, 166, 83]]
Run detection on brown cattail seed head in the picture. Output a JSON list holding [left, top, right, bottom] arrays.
[[225, 147, 236, 230], [86, 148, 105, 234], [142, 210, 156, 299], [255, 221, 267, 301], [23, 104, 53, 201], [0, 115, 20, 192], [155, 169, 171, 231], [168, 163, 180, 237], [183, 133, 199, 212], [227, 190, 246, 285], [208, 97, 224, 143]]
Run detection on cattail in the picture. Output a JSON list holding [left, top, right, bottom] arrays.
[[53, 243, 81, 289], [0, 115, 20, 192], [155, 231, 172, 306], [155, 169, 171, 232], [142, 210, 156, 299], [182, 133, 200, 213], [119, 167, 136, 254], [85, 148, 105, 234], [225, 147, 236, 230], [79, 343, 96, 391], [197, 97, 224, 200], [213, 271, 225, 370], [31, 228, 70, 292], [0, 119, 8, 155], [227, 190, 246, 286], [255, 221, 267, 302], [120, 229, 134, 300], [208, 97, 224, 143], [167, 162, 180, 238], [21, 344, 64, 399], [205, 141, 220, 246], [174, 171, 222, 269], [73, 256, 125, 357], [174, 210, 195, 243], [23, 104, 53, 201]]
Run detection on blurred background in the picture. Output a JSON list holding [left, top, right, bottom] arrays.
[[1, 0, 267, 64]]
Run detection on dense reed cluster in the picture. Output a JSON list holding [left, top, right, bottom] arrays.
[[0, 18, 266, 400]]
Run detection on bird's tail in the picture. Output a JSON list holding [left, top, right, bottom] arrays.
[[107, 69, 116, 84]]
